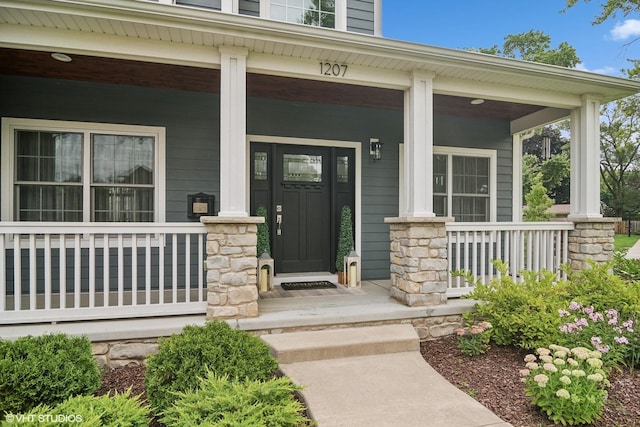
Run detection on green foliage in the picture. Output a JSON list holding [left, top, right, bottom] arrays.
[[0, 334, 100, 414], [160, 372, 312, 427], [522, 345, 609, 425], [256, 205, 270, 256], [523, 174, 554, 221], [145, 321, 278, 414], [336, 206, 353, 271], [8, 390, 149, 427], [461, 261, 568, 350], [565, 0, 639, 24], [454, 321, 492, 356]]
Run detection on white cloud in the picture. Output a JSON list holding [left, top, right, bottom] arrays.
[[610, 19, 640, 41], [575, 63, 619, 76]]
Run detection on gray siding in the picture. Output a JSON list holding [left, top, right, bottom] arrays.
[[347, 0, 375, 34], [0, 75, 220, 223], [239, 0, 260, 16]]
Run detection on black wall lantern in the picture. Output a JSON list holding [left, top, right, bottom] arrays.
[[369, 138, 383, 161], [187, 192, 215, 218]]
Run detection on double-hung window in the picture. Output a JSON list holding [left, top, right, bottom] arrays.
[[269, 0, 336, 28], [1, 118, 165, 222], [433, 147, 496, 222]]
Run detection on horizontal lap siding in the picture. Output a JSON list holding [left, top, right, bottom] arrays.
[[347, 0, 375, 34], [0, 75, 220, 222], [239, 0, 260, 16]]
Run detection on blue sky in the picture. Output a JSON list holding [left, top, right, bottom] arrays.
[[382, 1, 640, 77]]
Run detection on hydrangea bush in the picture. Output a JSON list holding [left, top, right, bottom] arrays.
[[521, 345, 609, 425]]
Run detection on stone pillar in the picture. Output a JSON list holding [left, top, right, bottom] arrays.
[[201, 216, 264, 319], [567, 218, 616, 271], [384, 217, 453, 307]]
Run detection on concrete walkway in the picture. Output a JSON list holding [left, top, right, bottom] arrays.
[[625, 238, 640, 259], [262, 324, 512, 427]]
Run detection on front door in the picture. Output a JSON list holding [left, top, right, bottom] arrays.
[[250, 142, 355, 274]]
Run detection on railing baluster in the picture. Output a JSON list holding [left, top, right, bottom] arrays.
[[185, 234, 191, 303], [29, 234, 36, 310], [14, 234, 21, 311], [159, 234, 165, 304], [198, 233, 204, 302], [103, 234, 109, 307], [74, 234, 81, 308], [44, 234, 51, 310], [480, 230, 486, 284], [89, 234, 95, 308], [447, 229, 453, 289], [0, 234, 5, 311], [172, 233, 178, 303], [131, 234, 138, 306], [118, 234, 124, 306], [145, 234, 151, 305], [60, 234, 66, 309]]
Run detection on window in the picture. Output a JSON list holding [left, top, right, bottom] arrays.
[[270, 0, 336, 28], [2, 118, 165, 222], [433, 148, 496, 222]]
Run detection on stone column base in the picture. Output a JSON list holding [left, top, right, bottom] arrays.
[[201, 216, 264, 319], [567, 217, 617, 271], [384, 217, 453, 307]]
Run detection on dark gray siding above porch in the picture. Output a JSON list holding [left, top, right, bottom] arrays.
[[0, 75, 220, 223], [434, 114, 513, 222], [239, 0, 260, 16], [347, 0, 375, 34]]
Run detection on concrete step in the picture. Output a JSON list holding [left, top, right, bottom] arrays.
[[260, 323, 419, 364]]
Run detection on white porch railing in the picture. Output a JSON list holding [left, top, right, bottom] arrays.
[[0, 222, 208, 324], [446, 222, 575, 297]]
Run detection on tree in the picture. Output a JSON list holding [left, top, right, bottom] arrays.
[[565, 0, 640, 24], [599, 94, 640, 218], [472, 30, 580, 67], [523, 174, 554, 221]]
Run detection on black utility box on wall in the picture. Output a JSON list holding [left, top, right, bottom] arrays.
[[187, 192, 215, 218]]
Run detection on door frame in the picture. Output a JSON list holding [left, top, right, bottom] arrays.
[[246, 135, 362, 258]]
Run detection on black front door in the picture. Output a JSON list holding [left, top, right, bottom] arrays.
[[274, 145, 331, 272], [250, 143, 355, 274]]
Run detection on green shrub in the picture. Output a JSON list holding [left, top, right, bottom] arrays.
[[454, 321, 492, 356], [160, 372, 312, 426], [462, 261, 568, 350], [522, 345, 609, 425], [4, 390, 149, 427], [0, 334, 100, 414], [612, 251, 640, 282], [145, 321, 278, 413]]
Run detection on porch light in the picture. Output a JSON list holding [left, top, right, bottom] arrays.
[[369, 138, 383, 161], [470, 98, 485, 105], [51, 53, 72, 63], [257, 251, 274, 292], [343, 249, 361, 288]]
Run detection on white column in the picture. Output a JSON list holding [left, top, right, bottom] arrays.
[[221, 0, 239, 14], [335, 0, 347, 31], [403, 71, 435, 217], [512, 133, 523, 221], [569, 95, 602, 219], [218, 46, 248, 217]]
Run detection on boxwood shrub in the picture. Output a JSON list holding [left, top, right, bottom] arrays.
[[0, 334, 100, 414], [145, 321, 278, 413]]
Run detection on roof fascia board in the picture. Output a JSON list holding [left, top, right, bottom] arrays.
[[0, 24, 221, 67]]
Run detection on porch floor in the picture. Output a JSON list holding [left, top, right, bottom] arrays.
[[0, 280, 475, 342]]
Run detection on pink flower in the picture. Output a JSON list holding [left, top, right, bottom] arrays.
[[583, 306, 594, 315], [575, 318, 588, 328], [623, 320, 634, 333], [614, 336, 629, 345], [569, 301, 582, 311], [589, 312, 604, 322], [606, 309, 618, 319], [558, 309, 570, 317]]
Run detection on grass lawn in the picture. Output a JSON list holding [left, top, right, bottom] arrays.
[[614, 233, 640, 252]]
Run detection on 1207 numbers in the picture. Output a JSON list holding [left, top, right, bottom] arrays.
[[320, 62, 348, 77]]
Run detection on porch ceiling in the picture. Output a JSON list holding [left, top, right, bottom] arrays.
[[0, 47, 544, 121]]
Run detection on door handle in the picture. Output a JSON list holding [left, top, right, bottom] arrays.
[[276, 214, 282, 235]]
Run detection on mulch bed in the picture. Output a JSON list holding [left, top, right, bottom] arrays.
[[421, 335, 640, 427]]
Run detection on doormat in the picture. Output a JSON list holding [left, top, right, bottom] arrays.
[[280, 281, 337, 291]]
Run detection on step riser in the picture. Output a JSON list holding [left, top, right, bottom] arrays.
[[261, 324, 419, 364]]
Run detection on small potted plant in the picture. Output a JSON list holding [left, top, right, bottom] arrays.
[[256, 205, 273, 292], [336, 206, 354, 285]]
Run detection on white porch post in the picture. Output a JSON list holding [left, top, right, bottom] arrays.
[[512, 133, 523, 221], [218, 46, 248, 217], [569, 95, 602, 219], [403, 71, 435, 217]]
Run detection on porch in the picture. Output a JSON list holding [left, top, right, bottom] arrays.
[[0, 219, 593, 331]]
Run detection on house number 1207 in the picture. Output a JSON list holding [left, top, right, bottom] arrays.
[[320, 62, 348, 77]]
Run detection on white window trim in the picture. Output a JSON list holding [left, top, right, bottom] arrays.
[[1, 118, 166, 223], [260, 0, 346, 31], [433, 146, 497, 222]]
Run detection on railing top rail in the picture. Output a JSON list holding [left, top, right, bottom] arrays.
[[0, 222, 207, 234], [446, 221, 575, 232]]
